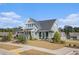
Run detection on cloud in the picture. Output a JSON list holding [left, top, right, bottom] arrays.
[[0, 12, 21, 19], [58, 13, 79, 28], [0, 11, 23, 28]]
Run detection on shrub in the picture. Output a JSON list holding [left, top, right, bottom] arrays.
[[1, 36, 9, 41], [1, 32, 12, 41], [53, 31, 61, 43], [60, 40, 65, 44], [73, 44, 76, 47], [69, 44, 71, 47], [16, 35, 26, 44]]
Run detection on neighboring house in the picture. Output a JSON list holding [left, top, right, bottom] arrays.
[[69, 32, 79, 40], [0, 32, 14, 38], [60, 32, 79, 40], [0, 32, 9, 36], [0, 32, 9, 40], [22, 18, 58, 40]]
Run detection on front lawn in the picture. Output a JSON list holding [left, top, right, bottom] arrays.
[[0, 44, 21, 50], [27, 40, 64, 50], [19, 49, 52, 55]]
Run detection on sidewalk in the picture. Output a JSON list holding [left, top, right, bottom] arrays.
[[0, 49, 16, 55]]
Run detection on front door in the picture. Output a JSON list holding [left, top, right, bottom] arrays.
[[42, 32, 44, 39], [39, 32, 48, 39], [39, 32, 44, 39], [46, 32, 48, 39], [39, 32, 41, 39]]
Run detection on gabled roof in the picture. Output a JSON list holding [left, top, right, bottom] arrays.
[[37, 19, 56, 30], [27, 18, 36, 24], [26, 18, 56, 31]]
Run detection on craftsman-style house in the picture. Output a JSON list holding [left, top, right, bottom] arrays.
[[21, 18, 58, 40]]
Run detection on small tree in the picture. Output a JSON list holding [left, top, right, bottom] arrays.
[[53, 31, 61, 43], [7, 32, 12, 41], [17, 34, 26, 44]]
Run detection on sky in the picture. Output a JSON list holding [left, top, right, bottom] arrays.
[[0, 3, 79, 28]]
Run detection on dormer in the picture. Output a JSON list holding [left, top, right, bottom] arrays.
[[25, 18, 36, 30]]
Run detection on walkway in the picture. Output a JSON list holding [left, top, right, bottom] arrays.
[[0, 42, 79, 55], [0, 49, 16, 55]]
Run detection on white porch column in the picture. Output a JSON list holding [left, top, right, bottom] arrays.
[[44, 32, 46, 39], [41, 32, 43, 39]]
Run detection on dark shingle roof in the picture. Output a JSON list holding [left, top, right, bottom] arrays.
[[37, 19, 56, 30]]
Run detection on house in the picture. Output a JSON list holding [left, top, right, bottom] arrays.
[[0, 32, 9, 40], [0, 32, 9, 37], [22, 18, 58, 40], [60, 32, 79, 40], [69, 32, 79, 40]]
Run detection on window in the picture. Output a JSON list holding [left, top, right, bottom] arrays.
[[32, 24, 33, 27], [29, 24, 30, 27], [35, 32, 37, 35], [26, 24, 34, 29], [28, 24, 29, 27], [26, 24, 28, 28]]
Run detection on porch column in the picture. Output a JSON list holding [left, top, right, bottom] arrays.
[[44, 32, 46, 39]]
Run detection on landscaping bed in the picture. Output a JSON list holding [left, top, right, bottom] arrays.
[[0, 44, 21, 50], [19, 49, 52, 55], [27, 40, 64, 50]]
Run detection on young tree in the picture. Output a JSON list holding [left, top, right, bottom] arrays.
[[53, 31, 61, 43], [7, 32, 13, 41]]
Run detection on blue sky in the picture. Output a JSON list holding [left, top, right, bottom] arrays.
[[0, 3, 79, 28]]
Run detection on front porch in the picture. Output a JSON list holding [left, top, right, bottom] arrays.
[[37, 31, 54, 40]]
